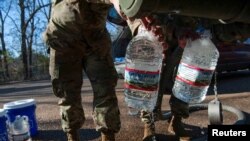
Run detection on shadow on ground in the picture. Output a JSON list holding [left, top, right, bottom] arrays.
[[0, 85, 51, 95], [33, 129, 100, 141], [154, 122, 207, 141]]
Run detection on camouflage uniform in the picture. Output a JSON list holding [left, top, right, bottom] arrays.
[[43, 0, 120, 135]]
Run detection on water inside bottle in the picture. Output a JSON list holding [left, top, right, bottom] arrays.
[[128, 107, 139, 116], [124, 25, 163, 112], [173, 37, 219, 104], [7, 115, 32, 141]]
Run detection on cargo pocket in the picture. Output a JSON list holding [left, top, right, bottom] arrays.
[[49, 49, 65, 98], [48, 38, 72, 53]]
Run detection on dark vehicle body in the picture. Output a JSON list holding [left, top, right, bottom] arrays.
[[107, 6, 250, 74], [216, 42, 250, 73]]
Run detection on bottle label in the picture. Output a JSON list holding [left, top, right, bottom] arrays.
[[124, 88, 153, 99], [9, 132, 31, 141], [176, 62, 214, 86], [124, 67, 160, 91]]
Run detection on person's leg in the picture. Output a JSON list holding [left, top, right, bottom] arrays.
[[49, 47, 85, 141], [43, 1, 87, 140], [168, 95, 190, 141], [84, 51, 120, 141], [153, 60, 169, 121], [140, 111, 157, 141]]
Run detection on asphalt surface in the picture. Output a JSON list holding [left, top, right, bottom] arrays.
[[0, 70, 250, 141]]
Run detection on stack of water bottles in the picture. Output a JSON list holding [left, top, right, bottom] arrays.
[[124, 25, 164, 115]]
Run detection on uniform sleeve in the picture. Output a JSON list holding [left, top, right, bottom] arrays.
[[86, 0, 112, 4]]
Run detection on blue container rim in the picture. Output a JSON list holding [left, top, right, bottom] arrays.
[[3, 99, 36, 110], [0, 109, 6, 117]]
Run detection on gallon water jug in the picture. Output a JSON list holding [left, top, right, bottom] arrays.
[[124, 25, 163, 114], [172, 36, 219, 104], [7, 115, 31, 141]]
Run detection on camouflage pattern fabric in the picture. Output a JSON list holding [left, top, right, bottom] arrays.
[[43, 0, 121, 133]]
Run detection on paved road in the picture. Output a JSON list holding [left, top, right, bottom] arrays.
[[0, 70, 250, 141]]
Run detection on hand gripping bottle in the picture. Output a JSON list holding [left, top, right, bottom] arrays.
[[172, 34, 219, 104], [124, 25, 163, 115]]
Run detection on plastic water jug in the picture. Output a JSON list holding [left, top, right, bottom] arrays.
[[124, 25, 163, 114], [7, 115, 31, 141]]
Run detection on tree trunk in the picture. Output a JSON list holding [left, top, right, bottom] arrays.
[[28, 21, 35, 79], [19, 0, 28, 80], [0, 33, 10, 79], [0, 50, 3, 80], [18, 0, 51, 80], [0, 10, 10, 79]]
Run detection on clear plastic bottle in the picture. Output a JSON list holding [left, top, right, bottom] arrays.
[[124, 25, 163, 114], [7, 115, 32, 141], [172, 35, 219, 104]]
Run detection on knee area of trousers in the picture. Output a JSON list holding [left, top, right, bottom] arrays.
[[52, 79, 65, 98]]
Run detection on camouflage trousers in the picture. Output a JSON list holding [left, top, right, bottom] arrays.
[[43, 0, 120, 134], [49, 47, 121, 133]]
